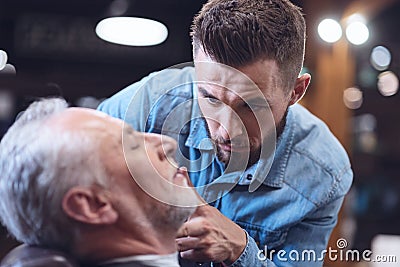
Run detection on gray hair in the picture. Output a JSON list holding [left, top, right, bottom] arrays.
[[0, 98, 108, 251]]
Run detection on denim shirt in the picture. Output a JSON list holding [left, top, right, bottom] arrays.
[[98, 67, 353, 267]]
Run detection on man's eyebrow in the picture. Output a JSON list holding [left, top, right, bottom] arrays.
[[123, 125, 140, 150], [198, 86, 217, 99], [246, 97, 270, 107], [198, 85, 269, 107]]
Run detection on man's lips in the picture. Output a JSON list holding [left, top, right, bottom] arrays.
[[173, 167, 189, 186], [218, 143, 231, 151]]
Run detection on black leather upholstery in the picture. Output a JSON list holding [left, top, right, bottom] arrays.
[[1, 244, 79, 267]]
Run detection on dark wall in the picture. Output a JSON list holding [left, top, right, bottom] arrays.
[[0, 0, 207, 108]]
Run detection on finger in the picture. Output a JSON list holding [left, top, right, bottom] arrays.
[[176, 236, 202, 252], [179, 166, 207, 205], [176, 217, 208, 238], [180, 249, 211, 262]]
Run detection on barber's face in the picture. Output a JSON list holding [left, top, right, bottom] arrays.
[[194, 49, 290, 167]]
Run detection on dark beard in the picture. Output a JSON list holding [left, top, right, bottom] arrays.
[[213, 109, 288, 169], [276, 108, 288, 140]]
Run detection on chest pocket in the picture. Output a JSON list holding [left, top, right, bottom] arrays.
[[236, 221, 287, 250]]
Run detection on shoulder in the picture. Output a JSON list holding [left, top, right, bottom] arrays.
[[284, 104, 353, 207], [97, 67, 195, 119]]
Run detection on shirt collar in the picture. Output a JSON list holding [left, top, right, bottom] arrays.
[[266, 105, 295, 187], [243, 106, 295, 189], [98, 252, 179, 267]]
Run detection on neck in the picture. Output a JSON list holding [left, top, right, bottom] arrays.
[[73, 225, 178, 264]]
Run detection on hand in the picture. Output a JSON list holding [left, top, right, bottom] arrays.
[[176, 202, 247, 265]]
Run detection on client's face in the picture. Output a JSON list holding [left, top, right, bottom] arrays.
[[53, 108, 198, 230], [122, 130, 196, 203], [122, 126, 199, 229]]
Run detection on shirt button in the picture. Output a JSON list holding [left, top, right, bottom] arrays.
[[246, 174, 253, 181]]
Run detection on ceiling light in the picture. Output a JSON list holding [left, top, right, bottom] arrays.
[[343, 87, 363, 109], [345, 15, 369, 45], [0, 50, 8, 71], [378, 71, 399, 97], [354, 113, 377, 133], [95, 17, 168, 46], [318, 19, 342, 43], [0, 91, 14, 119], [370, 46, 391, 71], [0, 64, 16, 75]]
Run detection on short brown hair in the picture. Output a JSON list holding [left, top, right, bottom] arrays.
[[191, 0, 306, 91]]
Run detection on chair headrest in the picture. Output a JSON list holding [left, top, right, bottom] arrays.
[[1, 244, 79, 267]]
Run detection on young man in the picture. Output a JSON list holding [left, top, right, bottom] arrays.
[[0, 98, 200, 267], [98, 0, 353, 266]]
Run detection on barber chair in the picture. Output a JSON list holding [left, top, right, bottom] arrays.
[[0, 244, 79, 267]]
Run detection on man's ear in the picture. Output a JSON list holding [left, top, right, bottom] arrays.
[[62, 187, 118, 225], [289, 73, 311, 106]]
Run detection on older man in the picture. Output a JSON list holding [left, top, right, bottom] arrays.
[[0, 98, 200, 267]]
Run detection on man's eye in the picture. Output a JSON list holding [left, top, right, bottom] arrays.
[[251, 105, 264, 111], [244, 102, 266, 112], [207, 97, 221, 105]]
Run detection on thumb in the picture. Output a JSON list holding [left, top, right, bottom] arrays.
[[179, 166, 207, 206]]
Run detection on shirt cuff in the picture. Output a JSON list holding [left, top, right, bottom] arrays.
[[227, 230, 270, 267]]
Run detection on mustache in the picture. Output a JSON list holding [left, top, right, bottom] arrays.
[[213, 136, 256, 148]]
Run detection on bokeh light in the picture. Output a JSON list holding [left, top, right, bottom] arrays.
[[346, 21, 369, 45], [318, 19, 342, 43], [0, 91, 14, 120], [96, 17, 168, 46], [0, 50, 7, 71], [359, 131, 378, 153], [354, 113, 377, 133], [370, 46, 391, 71], [109, 0, 130, 16], [344, 87, 363, 109], [0, 64, 16, 75], [377, 71, 399, 97]]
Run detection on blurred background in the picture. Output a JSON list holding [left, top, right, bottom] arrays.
[[0, 0, 399, 266]]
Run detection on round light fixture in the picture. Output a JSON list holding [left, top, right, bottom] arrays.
[[95, 17, 168, 46], [0, 50, 8, 71], [370, 46, 391, 71], [318, 19, 342, 43], [343, 87, 363, 109], [0, 64, 16, 75], [346, 21, 369, 45], [378, 71, 399, 97]]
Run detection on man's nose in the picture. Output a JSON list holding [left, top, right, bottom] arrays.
[[217, 108, 244, 140]]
